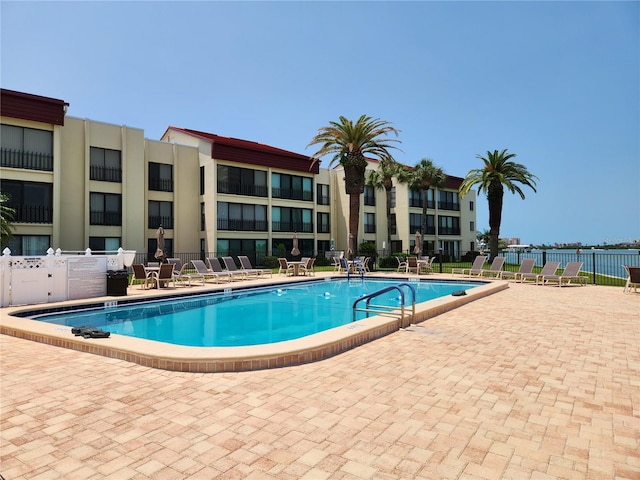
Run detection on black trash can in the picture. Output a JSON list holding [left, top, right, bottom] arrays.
[[106, 269, 129, 296]]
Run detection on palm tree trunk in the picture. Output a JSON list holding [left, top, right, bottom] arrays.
[[349, 193, 360, 259], [385, 187, 392, 255], [488, 184, 504, 259]]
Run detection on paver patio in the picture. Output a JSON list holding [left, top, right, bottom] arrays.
[[1, 278, 639, 479]]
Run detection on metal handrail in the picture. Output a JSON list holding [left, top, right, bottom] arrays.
[[352, 282, 416, 328]]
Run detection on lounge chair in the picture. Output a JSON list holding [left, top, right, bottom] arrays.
[[538, 261, 587, 287], [156, 263, 176, 288], [396, 256, 407, 272], [479, 256, 506, 278], [452, 255, 487, 277], [131, 264, 157, 289], [520, 261, 560, 284], [501, 258, 536, 282], [623, 265, 640, 293], [238, 255, 273, 277], [208, 257, 243, 282], [222, 256, 249, 280], [278, 258, 294, 276], [192, 259, 227, 283]]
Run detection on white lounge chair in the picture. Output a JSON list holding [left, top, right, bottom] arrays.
[[520, 261, 560, 284], [538, 261, 587, 287], [191, 259, 225, 283], [238, 255, 273, 277], [208, 257, 243, 281], [222, 257, 248, 280], [479, 256, 506, 278]]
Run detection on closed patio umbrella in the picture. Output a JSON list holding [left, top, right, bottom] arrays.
[[348, 232, 355, 258], [155, 225, 166, 261], [291, 233, 300, 256], [413, 230, 422, 256]]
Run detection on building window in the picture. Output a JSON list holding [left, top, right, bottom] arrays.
[[390, 240, 403, 254], [1, 180, 53, 224], [409, 189, 422, 208], [217, 202, 267, 231], [90, 192, 122, 226], [470, 221, 475, 232], [200, 166, 205, 195], [272, 207, 312, 232], [389, 213, 397, 235], [272, 173, 313, 201], [217, 239, 268, 265], [1, 124, 53, 171], [200, 202, 205, 231], [364, 186, 376, 206], [438, 216, 460, 235], [217, 165, 267, 197], [469, 200, 474, 211], [148, 200, 173, 229], [390, 187, 396, 208], [317, 212, 330, 233], [364, 213, 376, 233], [90, 147, 122, 182], [410, 213, 435, 235], [89, 237, 121, 252], [147, 237, 173, 260], [148, 162, 173, 192], [317, 183, 330, 205], [438, 191, 460, 211], [317, 240, 330, 255], [6, 235, 50, 255]]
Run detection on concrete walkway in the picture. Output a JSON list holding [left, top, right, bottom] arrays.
[[1, 281, 639, 479]]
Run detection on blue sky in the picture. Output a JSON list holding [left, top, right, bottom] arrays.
[[2, 1, 638, 246]]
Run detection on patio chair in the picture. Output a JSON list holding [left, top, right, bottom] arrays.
[[238, 256, 273, 277], [192, 259, 225, 283], [538, 262, 587, 287], [333, 255, 345, 273], [520, 261, 560, 284], [396, 256, 407, 272], [623, 265, 640, 293], [278, 258, 294, 276], [207, 257, 243, 282], [452, 255, 487, 277], [479, 256, 506, 278], [406, 256, 420, 274], [299, 257, 316, 276], [501, 258, 536, 282], [130, 264, 157, 290], [156, 262, 176, 288], [222, 257, 248, 280]]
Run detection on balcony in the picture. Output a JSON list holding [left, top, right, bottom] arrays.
[[438, 227, 461, 235], [90, 211, 122, 226], [217, 219, 268, 231], [272, 221, 313, 233], [148, 215, 173, 230], [149, 177, 173, 192], [218, 181, 267, 197], [10, 204, 53, 224], [1, 148, 53, 172], [438, 202, 460, 211], [90, 165, 122, 183], [272, 188, 313, 201]]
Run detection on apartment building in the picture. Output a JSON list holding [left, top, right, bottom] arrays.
[[1, 88, 476, 262]]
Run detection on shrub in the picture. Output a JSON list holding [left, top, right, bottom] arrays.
[[262, 256, 279, 269]]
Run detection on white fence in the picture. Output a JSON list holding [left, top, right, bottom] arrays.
[[0, 247, 136, 307]]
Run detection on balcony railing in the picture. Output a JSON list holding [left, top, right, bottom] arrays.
[[148, 215, 173, 229], [217, 219, 268, 231], [1, 148, 53, 171], [149, 177, 173, 192], [272, 188, 313, 201], [364, 224, 376, 233], [438, 227, 461, 235], [90, 165, 122, 183], [438, 202, 460, 211], [90, 211, 122, 226], [217, 181, 268, 197], [317, 195, 330, 205], [409, 199, 436, 209], [10, 204, 53, 224], [272, 221, 313, 233]]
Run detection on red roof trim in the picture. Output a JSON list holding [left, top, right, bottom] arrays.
[[167, 126, 319, 174], [1, 89, 69, 126]]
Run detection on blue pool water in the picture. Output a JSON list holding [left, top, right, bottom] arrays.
[[28, 278, 480, 347]]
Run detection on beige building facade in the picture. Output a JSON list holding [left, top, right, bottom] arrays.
[[1, 89, 476, 264]]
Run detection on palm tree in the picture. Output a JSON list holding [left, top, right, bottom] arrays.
[[0, 193, 16, 247], [366, 159, 400, 255], [308, 115, 400, 257], [459, 149, 538, 259], [399, 158, 446, 252]]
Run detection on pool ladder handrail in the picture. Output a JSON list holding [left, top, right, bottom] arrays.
[[342, 257, 365, 280], [352, 282, 416, 328]]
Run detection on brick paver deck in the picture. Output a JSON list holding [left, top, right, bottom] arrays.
[[1, 280, 639, 479]]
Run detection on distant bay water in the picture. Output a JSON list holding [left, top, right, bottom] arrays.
[[502, 248, 640, 279]]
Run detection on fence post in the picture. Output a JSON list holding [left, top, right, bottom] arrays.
[[591, 251, 597, 285]]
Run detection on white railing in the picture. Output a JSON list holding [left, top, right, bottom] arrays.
[[0, 247, 136, 307]]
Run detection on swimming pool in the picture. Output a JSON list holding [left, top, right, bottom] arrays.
[[26, 278, 479, 347]]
